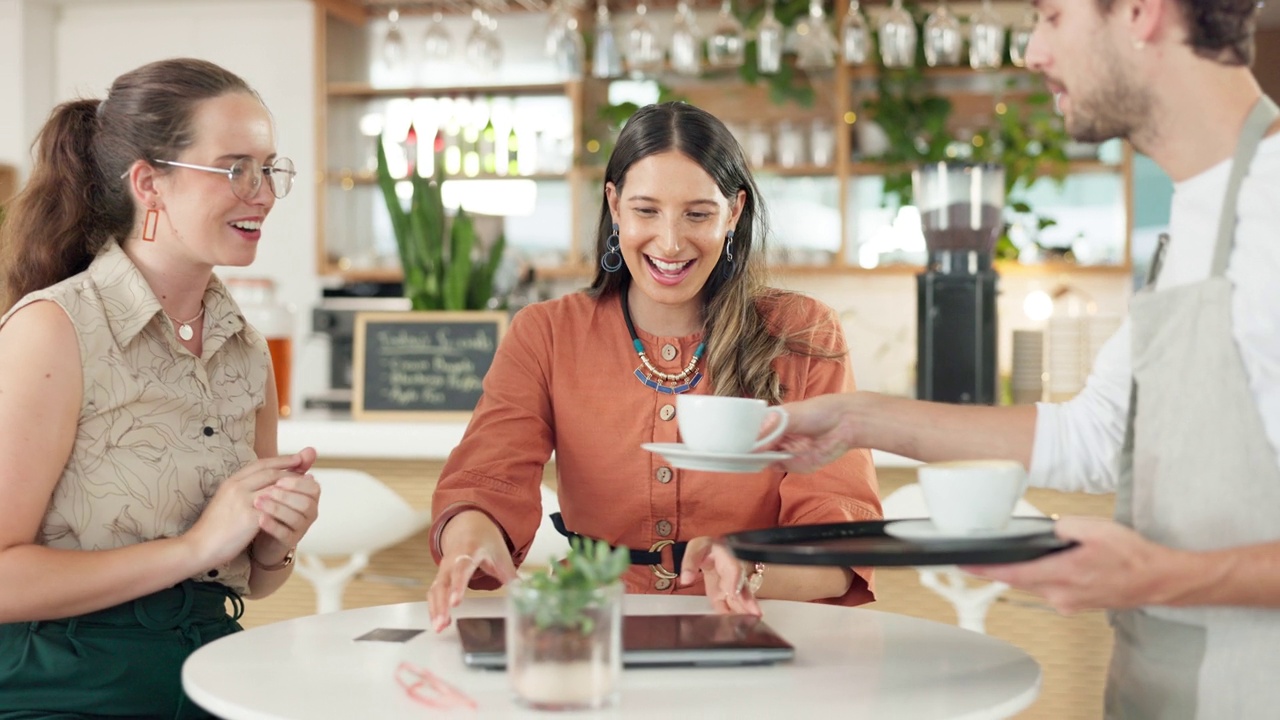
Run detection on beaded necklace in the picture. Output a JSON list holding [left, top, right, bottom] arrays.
[[620, 292, 705, 395]]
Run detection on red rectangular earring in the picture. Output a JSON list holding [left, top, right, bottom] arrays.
[[142, 208, 159, 242]]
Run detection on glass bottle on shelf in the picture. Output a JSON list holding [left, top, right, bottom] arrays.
[[462, 123, 480, 177], [480, 101, 497, 175], [444, 110, 462, 176], [507, 124, 520, 176], [1009, 8, 1037, 67], [403, 120, 419, 178]]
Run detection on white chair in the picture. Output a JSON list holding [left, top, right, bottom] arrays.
[[294, 469, 431, 614], [881, 483, 1044, 634], [526, 484, 565, 567]]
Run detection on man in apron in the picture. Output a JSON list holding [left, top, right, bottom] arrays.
[[698, 1, 1280, 717]]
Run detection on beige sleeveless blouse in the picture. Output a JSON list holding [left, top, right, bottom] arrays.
[[0, 242, 269, 593]]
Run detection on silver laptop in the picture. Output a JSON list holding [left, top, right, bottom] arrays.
[[457, 614, 795, 669]]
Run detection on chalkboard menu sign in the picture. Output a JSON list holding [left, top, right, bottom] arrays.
[[352, 311, 508, 420]]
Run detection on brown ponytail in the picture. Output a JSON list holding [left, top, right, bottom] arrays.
[[0, 58, 256, 313]]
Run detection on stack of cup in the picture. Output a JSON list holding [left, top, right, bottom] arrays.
[[1084, 314, 1122, 375], [1046, 316, 1086, 401], [1010, 330, 1044, 405]]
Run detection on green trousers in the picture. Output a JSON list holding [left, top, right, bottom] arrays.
[[0, 580, 243, 720]]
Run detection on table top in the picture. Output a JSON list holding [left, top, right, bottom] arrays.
[[278, 411, 920, 466], [183, 596, 1040, 720]]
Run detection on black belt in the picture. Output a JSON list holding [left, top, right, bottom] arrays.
[[549, 512, 688, 579]]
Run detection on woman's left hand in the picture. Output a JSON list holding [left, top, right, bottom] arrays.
[[250, 469, 321, 567], [679, 536, 762, 617]]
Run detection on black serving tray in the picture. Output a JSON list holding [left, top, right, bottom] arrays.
[[724, 518, 1076, 567]]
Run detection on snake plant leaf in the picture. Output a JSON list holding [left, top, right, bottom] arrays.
[[375, 137, 412, 275], [467, 232, 506, 310], [443, 208, 475, 311]]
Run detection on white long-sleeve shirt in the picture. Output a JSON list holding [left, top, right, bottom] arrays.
[[1030, 134, 1280, 493]]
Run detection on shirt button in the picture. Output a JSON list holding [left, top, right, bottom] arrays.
[[207, 569, 219, 578], [654, 577, 672, 591], [661, 343, 678, 361], [659, 404, 675, 421], [655, 519, 672, 537], [203, 426, 215, 437], [656, 467, 673, 484]]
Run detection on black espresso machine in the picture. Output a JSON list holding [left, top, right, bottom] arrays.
[[914, 162, 1004, 405]]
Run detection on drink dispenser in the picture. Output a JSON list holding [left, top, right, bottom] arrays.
[[227, 278, 294, 418], [913, 162, 1005, 404]]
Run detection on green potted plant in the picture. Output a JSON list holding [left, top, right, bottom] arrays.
[[374, 137, 506, 311], [507, 537, 630, 711]]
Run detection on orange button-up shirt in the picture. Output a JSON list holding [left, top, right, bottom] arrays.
[[430, 290, 881, 606]]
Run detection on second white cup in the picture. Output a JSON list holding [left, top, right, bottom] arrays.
[[676, 395, 789, 455], [917, 459, 1028, 533]]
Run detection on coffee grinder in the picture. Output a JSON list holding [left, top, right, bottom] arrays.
[[913, 162, 1005, 405]]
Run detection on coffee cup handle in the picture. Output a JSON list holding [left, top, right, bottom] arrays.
[[751, 407, 790, 451]]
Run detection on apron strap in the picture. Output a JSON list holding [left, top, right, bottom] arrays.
[[1210, 95, 1280, 277]]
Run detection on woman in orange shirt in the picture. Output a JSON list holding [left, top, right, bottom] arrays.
[[428, 102, 881, 631]]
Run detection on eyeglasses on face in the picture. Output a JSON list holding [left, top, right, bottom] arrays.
[[150, 156, 296, 200]]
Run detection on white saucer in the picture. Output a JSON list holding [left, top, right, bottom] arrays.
[[884, 517, 1054, 542], [641, 443, 792, 473]]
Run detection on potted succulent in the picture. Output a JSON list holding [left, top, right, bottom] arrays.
[[374, 137, 505, 311], [506, 537, 630, 711]]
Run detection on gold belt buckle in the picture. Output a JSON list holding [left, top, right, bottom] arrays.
[[648, 539, 677, 580]]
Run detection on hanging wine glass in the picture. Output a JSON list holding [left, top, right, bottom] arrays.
[[707, 0, 746, 69], [923, 0, 963, 66], [670, 1, 702, 76], [794, 0, 837, 71], [592, 0, 624, 79], [380, 8, 407, 78], [546, 1, 570, 56], [877, 0, 917, 69], [969, 0, 1006, 70], [626, 1, 664, 78], [465, 7, 502, 75], [756, 0, 785, 74], [423, 10, 453, 66], [841, 0, 871, 66], [1009, 7, 1037, 67]]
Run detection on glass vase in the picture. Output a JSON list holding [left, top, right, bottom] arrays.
[[507, 580, 623, 711]]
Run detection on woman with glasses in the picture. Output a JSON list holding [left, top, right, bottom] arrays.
[[427, 102, 882, 632], [0, 58, 317, 719]]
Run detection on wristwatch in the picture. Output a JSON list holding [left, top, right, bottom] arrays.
[[249, 546, 296, 572]]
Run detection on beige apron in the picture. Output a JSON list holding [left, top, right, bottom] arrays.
[[1107, 96, 1280, 719]]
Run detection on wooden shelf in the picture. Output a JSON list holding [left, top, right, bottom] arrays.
[[327, 81, 570, 99], [847, 65, 1035, 81], [753, 163, 838, 177], [325, 170, 569, 185], [844, 159, 1122, 177]]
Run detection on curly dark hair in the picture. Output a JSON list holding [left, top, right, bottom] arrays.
[[1096, 0, 1258, 65]]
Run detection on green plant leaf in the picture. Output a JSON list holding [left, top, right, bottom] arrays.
[[444, 208, 475, 311]]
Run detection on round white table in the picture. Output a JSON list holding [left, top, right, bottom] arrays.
[[183, 596, 1041, 719]]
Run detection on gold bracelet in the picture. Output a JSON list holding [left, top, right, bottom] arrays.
[[745, 561, 765, 594]]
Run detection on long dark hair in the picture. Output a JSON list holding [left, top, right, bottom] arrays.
[[0, 58, 256, 313], [587, 102, 823, 404]]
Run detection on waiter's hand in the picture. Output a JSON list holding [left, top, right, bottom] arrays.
[[679, 536, 762, 617], [428, 511, 517, 632], [961, 516, 1184, 614], [759, 394, 860, 474]]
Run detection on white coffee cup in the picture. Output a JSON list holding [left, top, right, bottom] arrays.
[[917, 460, 1028, 533], [676, 395, 789, 455]]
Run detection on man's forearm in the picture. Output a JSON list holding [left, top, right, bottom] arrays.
[[1162, 541, 1280, 608], [848, 393, 1038, 468]]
